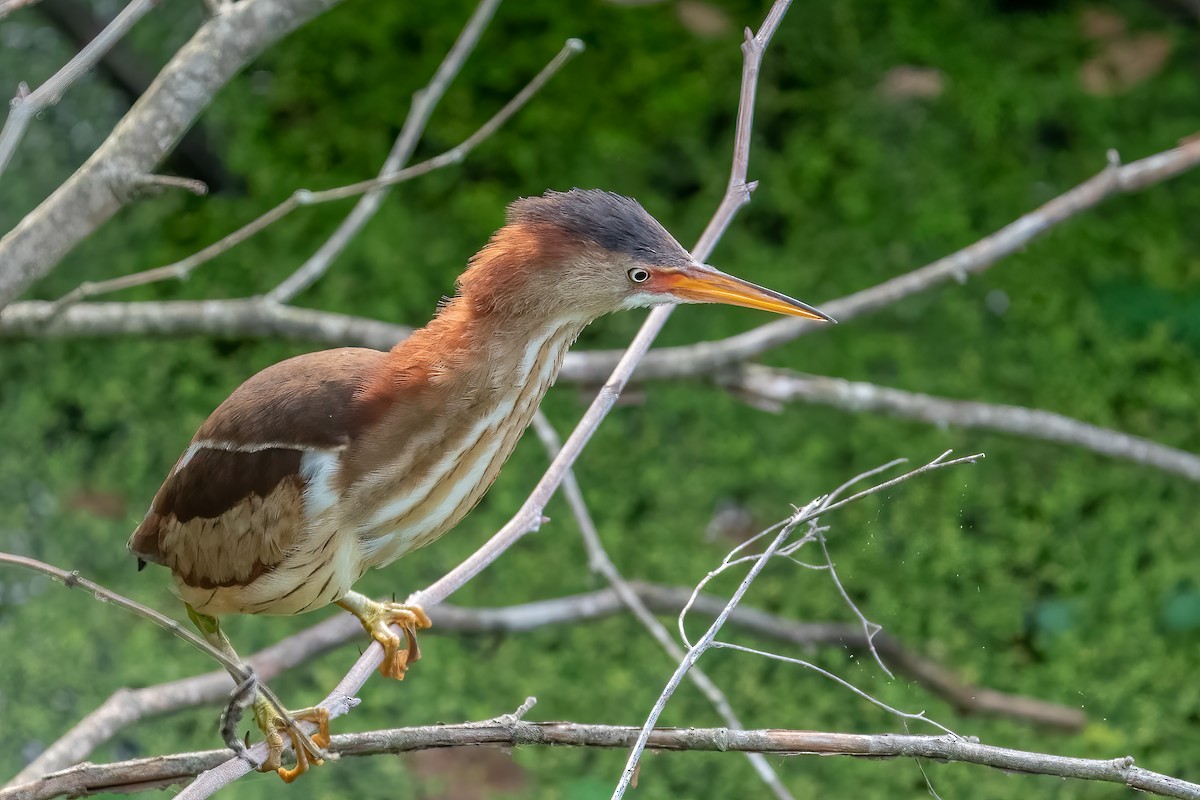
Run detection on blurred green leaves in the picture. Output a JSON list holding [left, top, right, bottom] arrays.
[[1, 0, 1199, 797]]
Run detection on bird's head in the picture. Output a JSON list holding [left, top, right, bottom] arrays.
[[456, 188, 834, 325]]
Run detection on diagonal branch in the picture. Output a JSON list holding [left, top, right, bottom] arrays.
[[722, 365, 1200, 482], [46, 37, 584, 312], [0, 0, 346, 309], [531, 413, 795, 800], [264, 0, 502, 303], [406, 0, 792, 620], [6, 722, 1198, 800], [558, 137, 1200, 383]]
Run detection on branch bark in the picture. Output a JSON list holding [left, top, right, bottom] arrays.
[[0, 298, 410, 348], [0, 0, 345, 308], [721, 365, 1200, 482], [7, 722, 1197, 800]]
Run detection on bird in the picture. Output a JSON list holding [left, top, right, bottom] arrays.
[[129, 188, 833, 780]]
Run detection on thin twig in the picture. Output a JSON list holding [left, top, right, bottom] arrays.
[[129, 174, 210, 196], [815, 532, 891, 677], [6, 722, 1198, 800], [0, 0, 158, 179], [46, 37, 584, 314], [265, 0, 503, 303], [0, 555, 244, 683], [530, 413, 795, 800]]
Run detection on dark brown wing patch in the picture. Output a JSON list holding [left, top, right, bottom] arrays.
[[129, 447, 306, 588], [160, 448, 301, 524]]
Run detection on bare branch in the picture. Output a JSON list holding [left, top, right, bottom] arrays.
[[48, 37, 584, 312], [0, 0, 347, 309], [0, 0, 158, 179], [6, 302, 1187, 486], [11, 721, 1197, 800], [724, 365, 1200, 482], [531, 413, 795, 800], [558, 135, 1200, 383], [0, 298, 410, 346], [265, 0, 503, 303]]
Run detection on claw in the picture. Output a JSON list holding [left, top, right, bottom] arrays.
[[336, 594, 432, 680], [371, 602, 432, 679], [253, 697, 329, 781]]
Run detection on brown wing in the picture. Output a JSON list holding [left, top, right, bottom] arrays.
[[129, 347, 384, 588]]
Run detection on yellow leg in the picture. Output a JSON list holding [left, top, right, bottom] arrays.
[[187, 604, 329, 781], [336, 591, 432, 679]]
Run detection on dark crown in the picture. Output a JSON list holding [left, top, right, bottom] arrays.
[[508, 189, 692, 268]]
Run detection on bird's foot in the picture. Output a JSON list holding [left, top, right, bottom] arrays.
[[252, 696, 330, 783], [337, 593, 432, 679]]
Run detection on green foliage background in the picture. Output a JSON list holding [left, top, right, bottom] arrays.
[[2, 0, 1199, 797]]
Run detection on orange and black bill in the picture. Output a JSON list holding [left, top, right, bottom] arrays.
[[663, 263, 835, 322]]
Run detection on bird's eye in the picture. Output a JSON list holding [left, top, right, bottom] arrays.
[[628, 267, 650, 284]]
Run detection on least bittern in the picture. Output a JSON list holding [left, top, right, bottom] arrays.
[[130, 189, 833, 779]]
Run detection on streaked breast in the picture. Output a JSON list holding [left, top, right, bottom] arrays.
[[350, 322, 578, 569]]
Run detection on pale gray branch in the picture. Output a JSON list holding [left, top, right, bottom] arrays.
[[0, 0, 346, 309], [0, 0, 158, 179], [4, 299, 1190, 486], [0, 299, 410, 347], [9, 722, 1195, 800], [615, 450, 979, 798], [725, 365, 1200, 482]]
